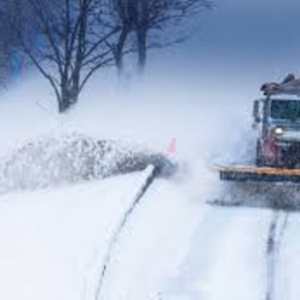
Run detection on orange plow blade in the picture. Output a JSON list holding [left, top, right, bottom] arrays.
[[218, 165, 300, 183]]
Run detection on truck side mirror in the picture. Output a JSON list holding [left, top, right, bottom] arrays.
[[253, 100, 261, 123]]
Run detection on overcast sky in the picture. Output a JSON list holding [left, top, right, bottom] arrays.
[[158, 0, 300, 82]]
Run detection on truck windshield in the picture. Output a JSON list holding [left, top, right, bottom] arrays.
[[270, 100, 300, 121]]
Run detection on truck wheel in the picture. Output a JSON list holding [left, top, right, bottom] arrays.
[[256, 141, 265, 167]]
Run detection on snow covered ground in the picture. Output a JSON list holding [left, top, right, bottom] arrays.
[[0, 70, 298, 300], [0, 172, 144, 300]]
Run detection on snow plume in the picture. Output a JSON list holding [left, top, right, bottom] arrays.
[[0, 68, 265, 202], [0, 132, 175, 195]]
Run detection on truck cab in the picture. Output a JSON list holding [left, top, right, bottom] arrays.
[[253, 97, 300, 168]]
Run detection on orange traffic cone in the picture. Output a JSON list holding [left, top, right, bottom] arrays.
[[167, 138, 176, 155]]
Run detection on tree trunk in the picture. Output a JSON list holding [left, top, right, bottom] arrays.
[[136, 28, 147, 73], [115, 28, 129, 76], [58, 86, 70, 113], [71, 68, 80, 103], [58, 80, 79, 113], [58, 95, 69, 113]]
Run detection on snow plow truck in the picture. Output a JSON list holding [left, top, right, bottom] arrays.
[[219, 74, 300, 183]]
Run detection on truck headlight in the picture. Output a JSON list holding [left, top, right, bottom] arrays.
[[274, 126, 284, 136]]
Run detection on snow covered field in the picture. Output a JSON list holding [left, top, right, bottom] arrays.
[[0, 70, 298, 300]]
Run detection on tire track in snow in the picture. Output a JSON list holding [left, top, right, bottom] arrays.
[[93, 165, 157, 300], [166, 204, 270, 300], [265, 210, 289, 300], [209, 183, 295, 300]]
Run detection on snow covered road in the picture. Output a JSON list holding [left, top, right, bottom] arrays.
[[94, 175, 300, 300], [161, 204, 300, 300], [0, 164, 299, 300], [167, 206, 269, 300]]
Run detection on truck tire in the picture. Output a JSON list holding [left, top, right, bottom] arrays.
[[256, 141, 266, 167]]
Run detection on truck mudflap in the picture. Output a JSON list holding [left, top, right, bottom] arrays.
[[218, 165, 300, 183]]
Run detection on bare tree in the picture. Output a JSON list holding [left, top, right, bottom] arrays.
[[10, 0, 119, 112], [112, 0, 213, 73], [1, 0, 212, 107], [0, 1, 22, 86]]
